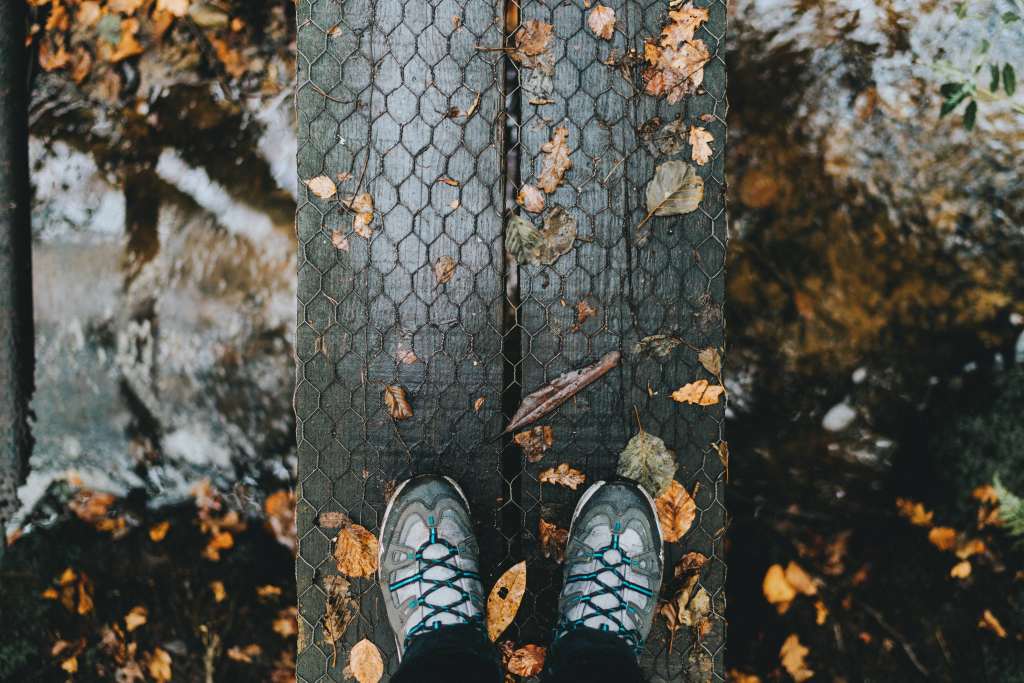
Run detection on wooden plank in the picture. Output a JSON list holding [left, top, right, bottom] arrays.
[[294, 0, 509, 678]]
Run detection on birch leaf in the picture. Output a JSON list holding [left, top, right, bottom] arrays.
[[384, 385, 413, 420], [306, 175, 337, 199], [617, 431, 677, 498], [588, 5, 616, 40], [505, 351, 620, 432], [689, 126, 714, 165], [487, 562, 527, 641], [538, 127, 572, 194], [517, 184, 546, 213], [656, 480, 696, 542], [333, 523, 379, 578], [644, 160, 704, 218], [539, 463, 586, 490], [671, 379, 725, 406], [345, 639, 384, 683]]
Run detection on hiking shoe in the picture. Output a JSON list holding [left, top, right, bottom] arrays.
[[378, 475, 486, 655], [553, 480, 664, 654]]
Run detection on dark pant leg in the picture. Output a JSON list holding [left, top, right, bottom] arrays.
[[540, 628, 646, 683], [391, 624, 504, 683]]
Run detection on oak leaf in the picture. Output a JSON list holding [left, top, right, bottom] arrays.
[[512, 20, 553, 69], [539, 464, 586, 490], [345, 639, 384, 683], [588, 5, 616, 40], [655, 480, 696, 542], [671, 379, 725, 406], [538, 127, 572, 194], [487, 562, 527, 641], [513, 425, 554, 462], [384, 385, 413, 420], [689, 126, 714, 165], [333, 522, 379, 578]]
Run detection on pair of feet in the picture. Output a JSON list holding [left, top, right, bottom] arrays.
[[378, 475, 664, 658]]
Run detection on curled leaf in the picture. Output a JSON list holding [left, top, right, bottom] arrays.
[[331, 230, 350, 252], [487, 562, 527, 641], [573, 299, 598, 331], [617, 431, 677, 498], [539, 463, 586, 490], [507, 644, 547, 677], [333, 522, 379, 578], [671, 379, 725, 406], [538, 127, 572, 194], [345, 639, 384, 683], [588, 5, 616, 40], [514, 425, 554, 462], [656, 480, 696, 543], [506, 215, 542, 264], [505, 351, 620, 432], [323, 576, 357, 664], [384, 385, 413, 420]]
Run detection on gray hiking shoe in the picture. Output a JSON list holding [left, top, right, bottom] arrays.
[[378, 475, 486, 655], [554, 480, 664, 654]]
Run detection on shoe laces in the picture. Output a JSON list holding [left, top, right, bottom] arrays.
[[555, 525, 652, 654], [387, 521, 483, 648]]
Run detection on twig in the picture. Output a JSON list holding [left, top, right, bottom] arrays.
[[860, 602, 930, 678]]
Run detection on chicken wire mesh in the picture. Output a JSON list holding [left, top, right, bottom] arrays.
[[294, 0, 727, 678]]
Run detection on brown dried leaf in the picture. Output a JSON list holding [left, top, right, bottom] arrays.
[[950, 560, 972, 579], [264, 489, 297, 555], [319, 511, 350, 528], [433, 256, 457, 286], [656, 480, 696, 543], [384, 385, 413, 421], [473, 396, 486, 412], [147, 648, 173, 683], [642, 6, 711, 105], [538, 127, 572, 194], [689, 126, 714, 165], [210, 580, 227, 602], [895, 498, 934, 526], [438, 176, 460, 187], [333, 523, 379, 578], [617, 430, 677, 498], [323, 576, 357, 660], [573, 299, 598, 331], [928, 526, 957, 551], [539, 463, 586, 490], [633, 334, 684, 358], [149, 521, 170, 542], [539, 519, 568, 563], [227, 644, 262, 663], [662, 4, 709, 46], [671, 379, 725, 406], [345, 639, 384, 683], [674, 552, 708, 579], [507, 644, 547, 677], [124, 606, 147, 632], [779, 634, 814, 682], [698, 347, 722, 376], [517, 184, 546, 213], [156, 0, 190, 17], [643, 160, 704, 220], [274, 607, 298, 638], [487, 561, 527, 641], [505, 351, 620, 432], [342, 193, 374, 238], [512, 20, 553, 66], [588, 5, 616, 40], [513, 425, 554, 463], [306, 175, 337, 199], [331, 230, 350, 252]]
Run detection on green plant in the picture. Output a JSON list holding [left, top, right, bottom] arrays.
[[994, 473, 1024, 544]]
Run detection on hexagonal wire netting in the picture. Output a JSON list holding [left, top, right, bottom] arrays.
[[294, 0, 727, 679]]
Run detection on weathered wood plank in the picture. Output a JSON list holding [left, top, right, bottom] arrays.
[[294, 0, 509, 678]]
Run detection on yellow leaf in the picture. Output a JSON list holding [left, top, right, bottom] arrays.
[[210, 580, 227, 603], [655, 480, 696, 543], [814, 600, 828, 625], [950, 560, 971, 579], [487, 562, 527, 641], [928, 526, 957, 551], [149, 521, 170, 542], [513, 426, 554, 463], [203, 530, 234, 561], [727, 671, 761, 683], [257, 585, 283, 598], [895, 498, 933, 526], [671, 379, 725, 406], [784, 562, 818, 597], [61, 657, 78, 673], [779, 633, 814, 682], [333, 523, 379, 578], [147, 648, 172, 683], [762, 564, 797, 613], [955, 538, 986, 560], [345, 639, 384, 683], [538, 464, 586, 491], [156, 0, 190, 17], [125, 606, 148, 632], [273, 607, 298, 638], [978, 609, 1007, 638], [227, 644, 262, 663]]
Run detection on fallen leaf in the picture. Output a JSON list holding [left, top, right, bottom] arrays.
[[950, 560, 971, 579], [149, 521, 170, 542], [265, 489, 297, 555], [928, 526, 957, 551], [227, 644, 262, 663], [633, 334, 685, 358], [507, 644, 546, 677], [306, 175, 337, 199], [434, 256, 457, 286], [438, 177, 460, 186], [505, 351, 620, 432], [517, 184, 546, 213], [319, 511, 350, 528], [331, 230, 350, 252], [784, 562, 818, 597], [588, 5, 616, 40], [487, 562, 527, 641], [147, 648, 172, 683], [674, 552, 708, 579], [384, 385, 413, 420], [972, 484, 999, 504], [617, 430, 678, 498], [955, 538, 986, 560], [643, 4, 711, 104], [689, 126, 714, 165], [815, 600, 829, 625], [671, 379, 725, 406], [204, 530, 235, 561], [655, 480, 696, 543], [698, 347, 721, 376], [712, 440, 729, 481], [520, 207, 577, 266], [640, 160, 704, 230], [323, 576, 358, 663], [539, 519, 568, 563], [106, 18, 144, 62], [895, 498, 934, 526], [273, 607, 299, 638], [762, 564, 797, 613], [779, 634, 814, 682], [978, 609, 1007, 638], [125, 606, 147, 632], [156, 0, 190, 17], [727, 671, 762, 683], [342, 193, 374, 238], [538, 463, 586, 490], [345, 639, 384, 683], [538, 127, 572, 193], [506, 215, 542, 264], [511, 20, 553, 69], [573, 299, 598, 331], [334, 522, 379, 578], [473, 396, 486, 412], [210, 581, 227, 602], [61, 657, 78, 674], [514, 425, 554, 462], [257, 584, 283, 598]]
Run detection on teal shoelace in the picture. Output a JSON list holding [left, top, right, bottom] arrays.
[[387, 521, 483, 648], [554, 525, 653, 654]]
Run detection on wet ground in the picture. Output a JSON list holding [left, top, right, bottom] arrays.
[[3, 0, 1024, 680]]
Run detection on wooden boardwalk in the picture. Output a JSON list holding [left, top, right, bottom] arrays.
[[294, 0, 727, 678]]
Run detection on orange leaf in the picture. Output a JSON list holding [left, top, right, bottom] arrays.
[[538, 463, 586, 490], [345, 639, 384, 683], [655, 480, 696, 543], [487, 562, 527, 641], [384, 385, 413, 421], [671, 379, 725, 406], [333, 522, 379, 578], [779, 633, 814, 682], [507, 644, 546, 677]]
